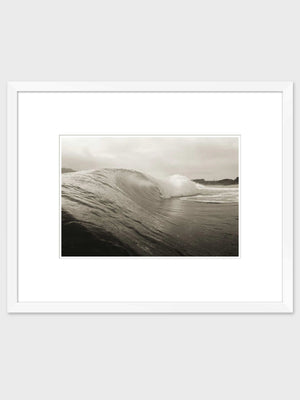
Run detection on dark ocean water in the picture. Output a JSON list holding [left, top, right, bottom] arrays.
[[61, 169, 239, 256]]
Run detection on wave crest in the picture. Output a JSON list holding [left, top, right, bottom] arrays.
[[113, 169, 202, 201], [151, 174, 203, 198]]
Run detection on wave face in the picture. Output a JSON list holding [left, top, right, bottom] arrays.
[[61, 169, 239, 256]]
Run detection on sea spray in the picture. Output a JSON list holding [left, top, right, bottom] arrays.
[[150, 174, 204, 198]]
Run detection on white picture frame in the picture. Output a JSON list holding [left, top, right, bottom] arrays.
[[6, 81, 293, 313]]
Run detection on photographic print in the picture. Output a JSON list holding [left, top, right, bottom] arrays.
[[61, 135, 239, 257]]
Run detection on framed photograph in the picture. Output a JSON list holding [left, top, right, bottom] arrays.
[[7, 81, 293, 313]]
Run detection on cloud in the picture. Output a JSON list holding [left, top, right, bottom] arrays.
[[61, 136, 239, 179]]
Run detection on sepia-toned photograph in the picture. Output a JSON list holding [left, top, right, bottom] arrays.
[[61, 136, 239, 257]]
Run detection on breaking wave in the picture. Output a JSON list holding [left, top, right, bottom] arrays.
[[61, 168, 238, 256]]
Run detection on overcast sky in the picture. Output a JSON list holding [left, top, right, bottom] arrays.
[[61, 136, 239, 180]]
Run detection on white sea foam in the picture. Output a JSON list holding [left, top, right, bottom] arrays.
[[150, 174, 204, 198]]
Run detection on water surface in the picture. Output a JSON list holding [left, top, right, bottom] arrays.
[[61, 169, 239, 256]]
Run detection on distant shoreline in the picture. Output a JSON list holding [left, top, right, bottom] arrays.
[[192, 177, 239, 186], [62, 167, 76, 173]]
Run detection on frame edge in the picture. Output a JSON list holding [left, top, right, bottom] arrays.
[[7, 83, 19, 313], [6, 81, 294, 313]]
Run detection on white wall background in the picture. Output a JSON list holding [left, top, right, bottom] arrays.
[[0, 1, 298, 399]]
